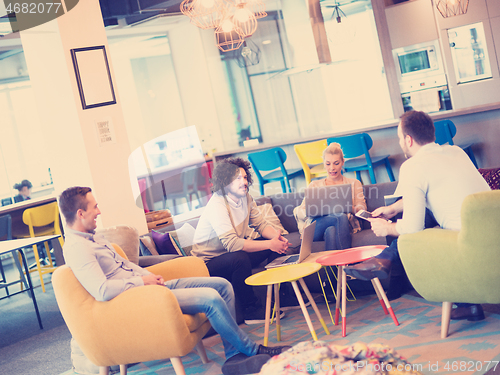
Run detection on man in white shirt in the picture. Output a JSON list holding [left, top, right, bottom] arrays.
[[344, 111, 490, 321], [192, 158, 291, 324], [60, 186, 290, 375]]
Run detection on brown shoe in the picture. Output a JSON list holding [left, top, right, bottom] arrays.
[[344, 258, 391, 281]]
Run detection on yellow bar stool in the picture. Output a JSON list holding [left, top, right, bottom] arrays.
[[245, 262, 330, 346]]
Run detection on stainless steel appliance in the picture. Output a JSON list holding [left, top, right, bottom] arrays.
[[393, 40, 451, 112]]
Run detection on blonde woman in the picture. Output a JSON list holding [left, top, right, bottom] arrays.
[[294, 142, 367, 250]]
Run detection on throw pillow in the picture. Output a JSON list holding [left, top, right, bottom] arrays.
[[479, 168, 500, 190], [95, 226, 140, 265], [169, 223, 196, 256], [151, 231, 185, 256], [139, 236, 158, 256]]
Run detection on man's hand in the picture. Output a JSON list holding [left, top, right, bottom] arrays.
[[367, 218, 398, 237], [142, 274, 165, 286], [269, 229, 289, 254], [371, 205, 398, 220]]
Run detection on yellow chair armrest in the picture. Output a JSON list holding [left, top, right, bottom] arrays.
[[146, 256, 209, 281]]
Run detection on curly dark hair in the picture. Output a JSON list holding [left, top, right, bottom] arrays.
[[13, 179, 32, 191], [211, 157, 253, 195], [59, 186, 92, 225]]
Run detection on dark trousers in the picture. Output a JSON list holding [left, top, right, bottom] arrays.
[[377, 209, 438, 298], [377, 208, 439, 262], [206, 249, 280, 311]]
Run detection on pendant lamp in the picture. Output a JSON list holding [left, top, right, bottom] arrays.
[[436, 0, 469, 18]]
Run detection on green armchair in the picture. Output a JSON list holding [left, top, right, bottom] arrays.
[[398, 190, 500, 338]]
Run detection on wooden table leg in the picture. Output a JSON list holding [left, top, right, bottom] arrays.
[[291, 280, 318, 341], [264, 284, 273, 346], [299, 278, 330, 335], [371, 279, 389, 315], [372, 277, 399, 326], [274, 283, 281, 342], [341, 266, 347, 337]]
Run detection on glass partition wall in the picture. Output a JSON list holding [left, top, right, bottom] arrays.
[[107, 0, 394, 215], [0, 0, 393, 216], [0, 80, 54, 205]]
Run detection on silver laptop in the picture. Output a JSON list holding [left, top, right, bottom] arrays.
[[304, 184, 352, 217], [265, 221, 316, 269]]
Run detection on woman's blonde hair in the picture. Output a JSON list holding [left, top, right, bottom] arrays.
[[323, 142, 344, 163]]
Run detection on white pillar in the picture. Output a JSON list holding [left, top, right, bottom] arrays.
[[19, 0, 147, 233]]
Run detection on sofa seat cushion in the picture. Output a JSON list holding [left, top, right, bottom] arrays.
[[184, 313, 208, 332], [138, 254, 180, 268]]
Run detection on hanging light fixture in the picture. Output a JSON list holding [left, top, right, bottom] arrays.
[[184, 0, 227, 29], [180, 0, 195, 17], [233, 0, 267, 19], [232, 3, 258, 38], [236, 39, 261, 67], [329, 1, 347, 24], [180, 0, 266, 52], [324, 1, 355, 47], [215, 18, 245, 52], [436, 0, 469, 18]]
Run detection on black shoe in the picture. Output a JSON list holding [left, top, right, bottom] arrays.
[[257, 344, 292, 357], [344, 258, 392, 281], [450, 304, 485, 321], [221, 353, 271, 375], [244, 307, 285, 325]]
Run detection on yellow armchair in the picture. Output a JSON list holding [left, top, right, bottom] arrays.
[[53, 251, 211, 375], [398, 190, 500, 338]]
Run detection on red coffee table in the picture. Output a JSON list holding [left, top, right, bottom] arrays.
[[316, 245, 400, 337]]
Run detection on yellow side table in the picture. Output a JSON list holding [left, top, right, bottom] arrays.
[[245, 262, 330, 346]]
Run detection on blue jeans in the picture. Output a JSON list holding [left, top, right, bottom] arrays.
[[312, 213, 351, 250], [164, 276, 258, 359]]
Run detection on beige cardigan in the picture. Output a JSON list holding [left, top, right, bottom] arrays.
[[293, 176, 367, 236]]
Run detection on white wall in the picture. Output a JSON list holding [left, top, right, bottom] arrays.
[[19, 0, 147, 233]]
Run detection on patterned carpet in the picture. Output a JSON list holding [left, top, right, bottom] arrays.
[[62, 294, 500, 375]]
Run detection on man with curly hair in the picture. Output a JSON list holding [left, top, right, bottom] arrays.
[[192, 157, 290, 324]]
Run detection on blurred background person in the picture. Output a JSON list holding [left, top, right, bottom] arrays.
[[13, 179, 32, 203]]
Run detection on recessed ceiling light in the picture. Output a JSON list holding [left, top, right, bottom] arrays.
[[262, 40, 271, 45]]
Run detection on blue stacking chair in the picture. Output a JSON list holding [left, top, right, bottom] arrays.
[[327, 133, 395, 184], [434, 119, 478, 168], [248, 147, 304, 196]]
